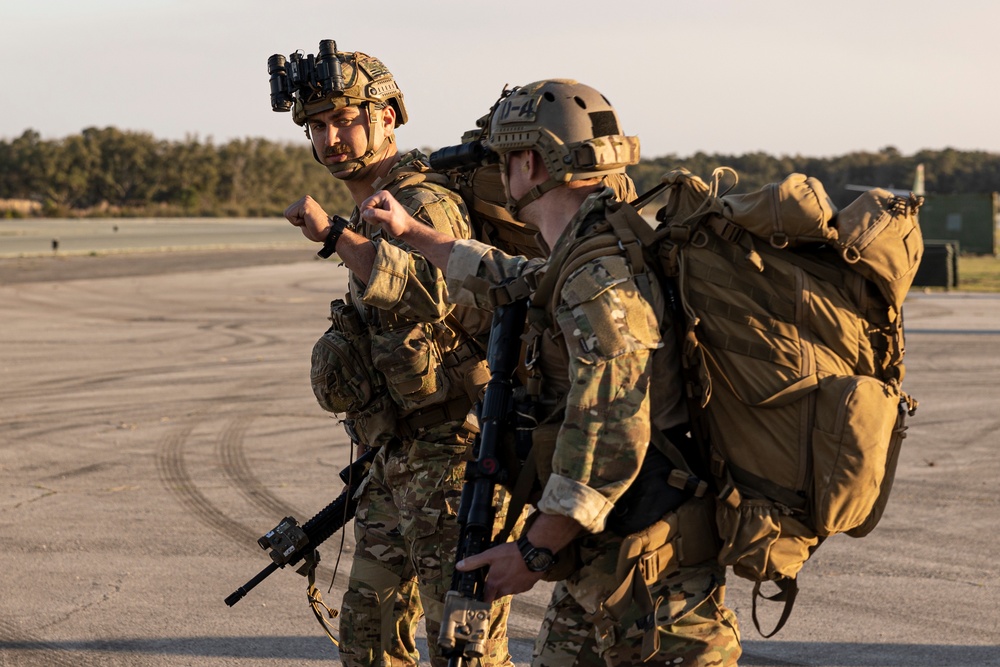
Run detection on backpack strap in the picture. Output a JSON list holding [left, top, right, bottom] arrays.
[[751, 578, 799, 638], [605, 201, 655, 274]]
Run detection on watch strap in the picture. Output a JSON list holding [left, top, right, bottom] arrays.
[[317, 215, 350, 259], [516, 535, 558, 572]]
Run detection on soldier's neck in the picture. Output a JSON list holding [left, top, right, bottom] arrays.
[[527, 184, 601, 251]]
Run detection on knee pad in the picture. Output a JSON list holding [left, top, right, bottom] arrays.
[[341, 560, 423, 666]]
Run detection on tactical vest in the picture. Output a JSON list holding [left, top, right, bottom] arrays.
[[314, 153, 490, 445]]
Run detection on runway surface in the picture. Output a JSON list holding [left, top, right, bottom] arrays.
[[0, 235, 997, 666]]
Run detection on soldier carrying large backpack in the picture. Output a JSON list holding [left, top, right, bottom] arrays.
[[362, 78, 743, 667]]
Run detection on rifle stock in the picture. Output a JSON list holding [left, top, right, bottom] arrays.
[[224, 446, 377, 607], [439, 298, 529, 666]]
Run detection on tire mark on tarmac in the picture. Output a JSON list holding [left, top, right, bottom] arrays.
[[157, 413, 339, 586], [215, 414, 340, 582], [0, 364, 244, 414], [197, 321, 256, 349], [218, 414, 305, 520], [156, 420, 258, 546]]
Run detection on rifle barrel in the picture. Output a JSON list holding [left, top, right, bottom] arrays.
[[224, 561, 279, 607]]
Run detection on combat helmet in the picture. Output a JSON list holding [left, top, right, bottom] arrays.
[[267, 40, 407, 177], [484, 79, 640, 213]]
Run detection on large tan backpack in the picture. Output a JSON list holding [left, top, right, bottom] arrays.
[[604, 167, 923, 635]]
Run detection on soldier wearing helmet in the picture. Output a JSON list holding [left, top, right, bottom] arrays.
[[275, 42, 515, 667], [363, 79, 742, 666], [287, 48, 408, 180]]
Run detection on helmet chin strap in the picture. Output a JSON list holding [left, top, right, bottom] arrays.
[[327, 133, 394, 180], [505, 179, 560, 218], [500, 150, 562, 218]]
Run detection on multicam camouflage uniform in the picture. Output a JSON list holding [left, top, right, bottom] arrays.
[[338, 149, 513, 667], [445, 188, 742, 667]]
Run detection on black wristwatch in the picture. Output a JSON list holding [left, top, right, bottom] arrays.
[[317, 215, 351, 259], [516, 535, 558, 573]]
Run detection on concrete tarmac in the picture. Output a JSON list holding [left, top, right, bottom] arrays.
[[0, 243, 998, 666]]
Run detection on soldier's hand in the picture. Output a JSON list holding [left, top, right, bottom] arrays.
[[285, 195, 331, 243], [361, 190, 415, 238], [455, 542, 545, 603]]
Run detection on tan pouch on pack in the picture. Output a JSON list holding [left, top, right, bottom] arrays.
[[834, 189, 924, 310], [721, 173, 838, 247], [716, 500, 818, 583]]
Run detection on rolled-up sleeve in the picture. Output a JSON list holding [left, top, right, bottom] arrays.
[[537, 473, 616, 534], [536, 258, 662, 534], [536, 349, 654, 533]]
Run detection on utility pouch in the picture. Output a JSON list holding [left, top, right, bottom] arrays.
[[459, 358, 491, 404], [834, 189, 924, 309], [371, 322, 450, 412], [310, 299, 384, 414], [588, 497, 719, 661], [715, 498, 819, 584], [811, 375, 904, 536], [438, 334, 491, 404], [344, 391, 398, 450]]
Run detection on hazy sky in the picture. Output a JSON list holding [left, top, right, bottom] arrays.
[[4, 0, 999, 159]]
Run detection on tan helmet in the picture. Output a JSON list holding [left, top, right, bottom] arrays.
[[485, 79, 639, 182], [268, 41, 408, 178], [290, 49, 408, 128]]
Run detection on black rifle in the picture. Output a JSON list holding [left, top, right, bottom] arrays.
[[439, 297, 529, 667], [224, 446, 377, 607]]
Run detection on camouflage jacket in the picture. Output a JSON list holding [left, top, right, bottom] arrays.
[[445, 188, 668, 534], [350, 149, 490, 337], [345, 149, 491, 424]]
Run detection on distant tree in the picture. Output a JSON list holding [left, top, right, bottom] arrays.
[[1, 128, 997, 217], [628, 146, 1000, 210]]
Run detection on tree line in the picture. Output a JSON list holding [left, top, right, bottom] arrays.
[[629, 146, 1000, 210], [2, 127, 999, 218], [0, 127, 354, 218]]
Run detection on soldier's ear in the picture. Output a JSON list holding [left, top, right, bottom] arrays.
[[526, 150, 546, 182], [378, 104, 396, 134]]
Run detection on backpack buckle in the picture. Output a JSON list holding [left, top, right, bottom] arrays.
[[710, 217, 744, 244]]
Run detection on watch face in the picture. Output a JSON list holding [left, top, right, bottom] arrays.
[[526, 550, 555, 572], [517, 536, 557, 573]]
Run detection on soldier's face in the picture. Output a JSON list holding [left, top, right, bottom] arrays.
[[308, 106, 368, 170], [307, 104, 394, 177]]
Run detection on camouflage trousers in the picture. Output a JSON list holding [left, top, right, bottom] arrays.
[[532, 528, 741, 667], [338, 422, 516, 667]]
